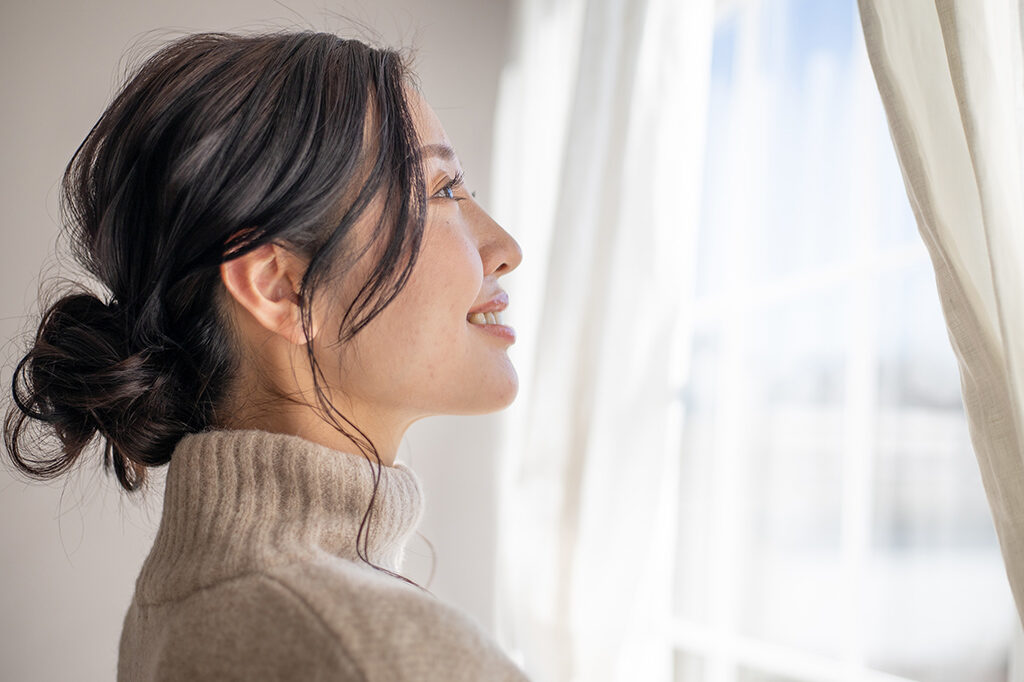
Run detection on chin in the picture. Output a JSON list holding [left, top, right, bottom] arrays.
[[462, 366, 519, 415], [493, 372, 519, 409], [494, 362, 519, 407]]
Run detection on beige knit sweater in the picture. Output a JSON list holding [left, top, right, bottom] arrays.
[[117, 428, 530, 681]]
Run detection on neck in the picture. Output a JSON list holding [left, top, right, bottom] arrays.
[[220, 396, 411, 468]]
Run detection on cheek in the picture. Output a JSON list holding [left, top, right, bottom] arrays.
[[326, 218, 487, 401], [412, 219, 482, 322], [357, 223, 480, 351], [406, 227, 484, 371]]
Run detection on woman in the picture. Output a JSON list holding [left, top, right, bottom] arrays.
[[4, 31, 527, 681]]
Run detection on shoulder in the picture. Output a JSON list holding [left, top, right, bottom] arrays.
[[123, 560, 530, 682], [265, 560, 531, 681], [133, 572, 365, 681]]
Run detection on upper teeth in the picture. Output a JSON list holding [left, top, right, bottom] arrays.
[[468, 310, 504, 325]]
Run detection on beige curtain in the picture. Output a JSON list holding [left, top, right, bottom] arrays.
[[488, 0, 715, 679], [857, 0, 1024, 624]]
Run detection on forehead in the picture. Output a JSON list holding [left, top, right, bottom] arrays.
[[407, 88, 451, 149]]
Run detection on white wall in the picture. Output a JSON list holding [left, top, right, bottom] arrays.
[[0, 1, 512, 680]]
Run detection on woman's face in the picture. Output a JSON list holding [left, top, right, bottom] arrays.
[[312, 89, 523, 447]]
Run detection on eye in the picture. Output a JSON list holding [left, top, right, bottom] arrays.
[[432, 171, 466, 201]]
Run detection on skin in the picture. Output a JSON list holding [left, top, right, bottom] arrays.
[[218, 88, 523, 466]]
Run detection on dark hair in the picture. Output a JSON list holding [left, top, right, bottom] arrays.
[[3, 31, 430, 589]]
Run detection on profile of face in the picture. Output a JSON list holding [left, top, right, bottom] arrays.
[[318, 89, 524, 432], [222, 87, 523, 463]]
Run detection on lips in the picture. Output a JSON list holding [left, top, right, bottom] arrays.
[[467, 291, 509, 316]]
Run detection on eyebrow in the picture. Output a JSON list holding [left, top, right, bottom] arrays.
[[420, 143, 457, 161]]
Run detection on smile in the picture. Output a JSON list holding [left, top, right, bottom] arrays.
[[467, 310, 505, 325]]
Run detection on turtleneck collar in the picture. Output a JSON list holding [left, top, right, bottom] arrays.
[[134, 428, 424, 605]]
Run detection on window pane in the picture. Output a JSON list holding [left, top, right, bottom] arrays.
[[674, 327, 720, 624], [752, 0, 856, 285], [673, 648, 706, 682], [675, 0, 1014, 680], [864, 266, 1013, 681], [693, 10, 738, 299], [737, 286, 850, 658]]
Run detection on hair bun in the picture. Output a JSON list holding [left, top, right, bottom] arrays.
[[6, 292, 182, 490]]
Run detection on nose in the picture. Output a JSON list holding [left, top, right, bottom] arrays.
[[476, 206, 522, 277]]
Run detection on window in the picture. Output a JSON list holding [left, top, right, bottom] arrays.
[[670, 1, 1017, 680]]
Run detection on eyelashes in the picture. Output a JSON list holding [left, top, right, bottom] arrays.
[[433, 171, 470, 201]]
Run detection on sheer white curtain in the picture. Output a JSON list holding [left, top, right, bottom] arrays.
[[857, 0, 1024, 625], [488, 0, 714, 680]]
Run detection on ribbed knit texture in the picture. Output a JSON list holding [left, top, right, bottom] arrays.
[[117, 428, 531, 681]]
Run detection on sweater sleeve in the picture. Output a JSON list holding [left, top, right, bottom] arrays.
[[140, 574, 365, 682]]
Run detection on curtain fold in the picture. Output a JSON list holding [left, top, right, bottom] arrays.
[[857, 0, 1024, 624], [490, 0, 715, 680]]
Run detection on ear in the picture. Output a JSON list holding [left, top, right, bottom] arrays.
[[219, 242, 315, 345]]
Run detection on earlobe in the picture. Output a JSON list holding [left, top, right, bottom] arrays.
[[219, 243, 314, 345]]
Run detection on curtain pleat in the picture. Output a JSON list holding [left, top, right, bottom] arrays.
[[857, 0, 1024, 624], [490, 0, 715, 680]]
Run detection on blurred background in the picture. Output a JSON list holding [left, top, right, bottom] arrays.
[[0, 0, 1017, 681]]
